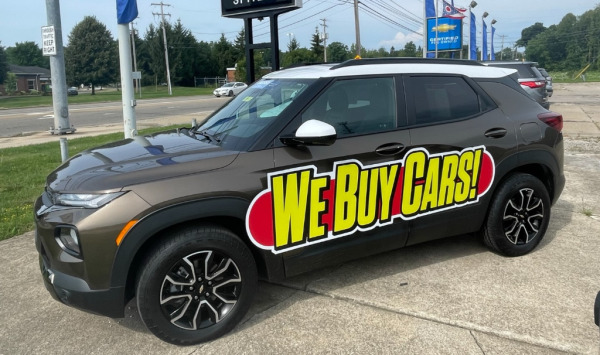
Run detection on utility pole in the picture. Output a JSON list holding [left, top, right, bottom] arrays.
[[321, 18, 328, 62], [152, 2, 172, 95], [499, 34, 507, 60], [45, 0, 74, 135], [353, 0, 361, 57]]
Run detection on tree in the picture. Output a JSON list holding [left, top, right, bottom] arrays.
[[516, 22, 547, 48], [140, 23, 166, 86], [4, 72, 17, 93], [5, 41, 49, 68], [65, 16, 118, 94], [327, 42, 350, 62], [0, 42, 7, 84], [287, 37, 300, 52], [196, 41, 217, 78], [402, 42, 418, 57], [282, 47, 314, 67], [310, 27, 323, 62], [233, 28, 246, 63], [169, 20, 200, 86], [524, 8, 600, 71], [212, 34, 235, 77]]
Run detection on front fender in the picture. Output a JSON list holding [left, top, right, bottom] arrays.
[[110, 197, 284, 288]]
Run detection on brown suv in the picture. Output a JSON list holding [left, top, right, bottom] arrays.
[[35, 58, 565, 345]]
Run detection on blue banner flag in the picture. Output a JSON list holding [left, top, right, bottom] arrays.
[[491, 26, 496, 60], [482, 20, 488, 60], [117, 0, 138, 24], [470, 12, 476, 60], [426, 0, 436, 18]]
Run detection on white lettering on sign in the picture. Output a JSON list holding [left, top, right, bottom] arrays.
[[42, 26, 57, 56], [232, 0, 264, 5]]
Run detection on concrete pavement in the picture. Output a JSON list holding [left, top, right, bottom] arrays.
[[1, 84, 599, 354]]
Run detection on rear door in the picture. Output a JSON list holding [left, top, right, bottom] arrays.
[[402, 74, 518, 245]]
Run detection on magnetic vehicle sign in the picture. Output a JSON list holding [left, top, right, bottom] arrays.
[[246, 146, 495, 254]]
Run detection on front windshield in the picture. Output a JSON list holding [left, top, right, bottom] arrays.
[[196, 78, 315, 151], [222, 83, 234, 87]]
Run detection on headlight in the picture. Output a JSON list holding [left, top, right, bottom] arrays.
[[53, 192, 125, 208]]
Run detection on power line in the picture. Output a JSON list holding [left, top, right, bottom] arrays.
[[359, 2, 421, 35]]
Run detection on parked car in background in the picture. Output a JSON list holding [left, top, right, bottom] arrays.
[[538, 68, 553, 97], [482, 61, 549, 109], [213, 81, 247, 97], [67, 87, 78, 96], [35, 58, 564, 345]]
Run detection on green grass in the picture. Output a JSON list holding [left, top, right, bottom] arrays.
[[0, 86, 215, 109], [550, 70, 600, 83], [0, 125, 178, 241]]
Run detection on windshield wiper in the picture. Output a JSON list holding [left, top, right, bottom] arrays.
[[194, 130, 220, 143]]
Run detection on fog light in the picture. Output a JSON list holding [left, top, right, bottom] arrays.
[[56, 226, 81, 256]]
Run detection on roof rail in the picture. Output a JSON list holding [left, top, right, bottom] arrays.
[[283, 62, 330, 69], [330, 57, 483, 70]]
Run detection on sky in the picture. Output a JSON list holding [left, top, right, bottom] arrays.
[[1, 0, 598, 56]]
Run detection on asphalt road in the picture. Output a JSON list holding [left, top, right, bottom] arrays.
[[0, 95, 227, 138], [0, 84, 599, 353]]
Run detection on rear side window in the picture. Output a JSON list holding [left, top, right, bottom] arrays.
[[407, 76, 482, 125]]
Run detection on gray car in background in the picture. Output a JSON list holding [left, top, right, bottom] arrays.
[[483, 61, 550, 109], [538, 68, 553, 97]]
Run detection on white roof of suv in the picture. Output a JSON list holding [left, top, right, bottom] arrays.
[[265, 59, 517, 80]]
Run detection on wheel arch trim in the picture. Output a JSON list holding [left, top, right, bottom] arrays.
[[110, 197, 284, 289]]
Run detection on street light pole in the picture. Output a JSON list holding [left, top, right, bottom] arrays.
[[468, 1, 477, 60], [481, 11, 489, 61]]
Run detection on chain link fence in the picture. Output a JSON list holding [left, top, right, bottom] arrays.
[[194, 77, 228, 88]]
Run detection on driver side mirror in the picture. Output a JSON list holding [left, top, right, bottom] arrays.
[[280, 119, 337, 146]]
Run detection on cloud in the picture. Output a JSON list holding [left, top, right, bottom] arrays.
[[378, 30, 424, 49]]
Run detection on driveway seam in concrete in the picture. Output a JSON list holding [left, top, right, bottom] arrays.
[[275, 283, 580, 353]]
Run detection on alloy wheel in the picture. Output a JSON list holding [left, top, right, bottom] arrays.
[[159, 250, 242, 330], [502, 188, 545, 245]]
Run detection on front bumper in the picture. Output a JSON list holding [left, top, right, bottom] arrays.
[[33, 190, 152, 318], [37, 235, 125, 318]]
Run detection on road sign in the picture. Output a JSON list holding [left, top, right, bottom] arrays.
[[42, 26, 57, 56]]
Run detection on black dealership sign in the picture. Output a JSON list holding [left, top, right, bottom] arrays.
[[221, 0, 302, 18]]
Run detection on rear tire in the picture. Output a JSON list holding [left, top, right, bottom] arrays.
[[136, 225, 257, 345], [483, 173, 551, 256], [228, 90, 234, 97]]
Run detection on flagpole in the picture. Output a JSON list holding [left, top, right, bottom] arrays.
[[423, 0, 426, 58], [435, 0, 439, 58], [117, 0, 138, 138]]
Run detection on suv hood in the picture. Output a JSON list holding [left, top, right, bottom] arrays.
[[47, 130, 238, 192]]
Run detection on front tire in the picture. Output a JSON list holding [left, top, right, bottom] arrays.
[[136, 225, 257, 345], [483, 173, 551, 257], [228, 90, 234, 97]]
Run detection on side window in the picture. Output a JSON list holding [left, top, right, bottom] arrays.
[[301, 77, 397, 137], [409, 76, 480, 125]]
